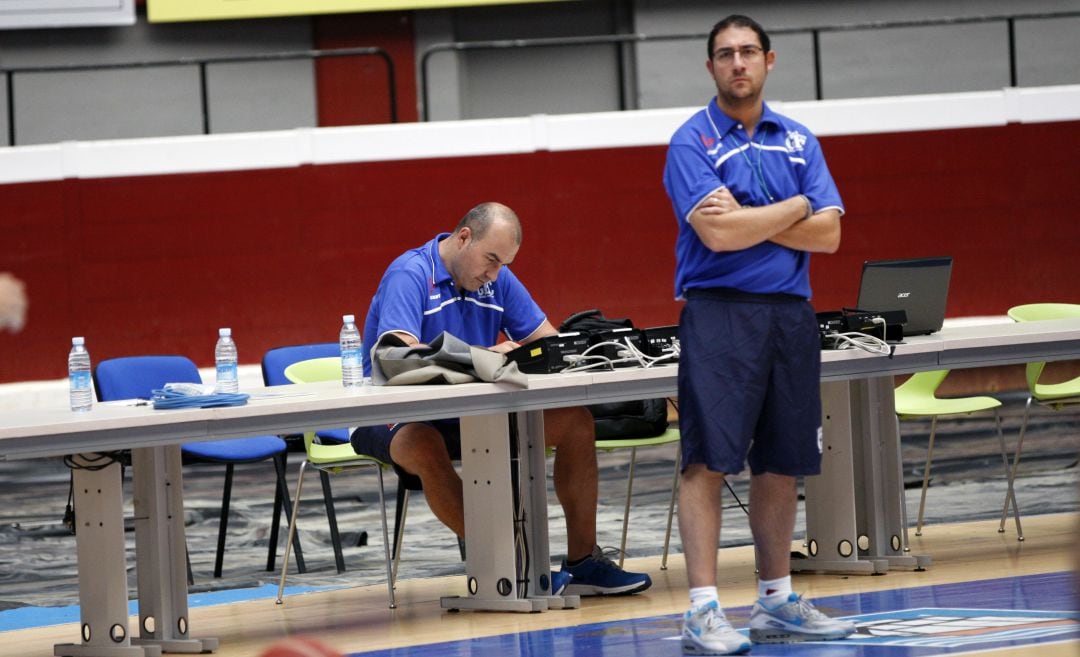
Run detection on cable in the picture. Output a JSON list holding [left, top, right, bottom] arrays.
[[821, 330, 892, 355], [150, 387, 250, 409]]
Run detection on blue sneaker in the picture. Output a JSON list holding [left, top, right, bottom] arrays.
[[549, 569, 572, 596], [561, 546, 652, 596]]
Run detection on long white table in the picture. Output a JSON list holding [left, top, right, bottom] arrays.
[[1, 318, 1078, 655]]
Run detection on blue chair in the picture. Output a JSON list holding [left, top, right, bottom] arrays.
[[94, 355, 304, 578], [262, 343, 352, 573]]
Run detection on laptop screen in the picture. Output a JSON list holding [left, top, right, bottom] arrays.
[[856, 256, 953, 336]]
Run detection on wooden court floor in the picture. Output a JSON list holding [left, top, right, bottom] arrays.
[[5, 513, 1077, 657]]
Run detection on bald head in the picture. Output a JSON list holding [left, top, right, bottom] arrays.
[[453, 202, 523, 245]]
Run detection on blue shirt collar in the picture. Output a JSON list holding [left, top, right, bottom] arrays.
[[426, 233, 453, 287], [705, 97, 780, 139]]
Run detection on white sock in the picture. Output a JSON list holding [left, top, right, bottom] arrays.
[[757, 576, 792, 605], [689, 586, 719, 609]]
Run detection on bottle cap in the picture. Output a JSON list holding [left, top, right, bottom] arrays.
[[342, 314, 355, 323], [72, 336, 85, 346], [219, 328, 231, 337]]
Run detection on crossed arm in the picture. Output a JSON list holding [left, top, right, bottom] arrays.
[[688, 187, 841, 254]]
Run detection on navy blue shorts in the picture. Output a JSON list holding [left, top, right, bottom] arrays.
[[678, 288, 822, 476], [351, 419, 463, 491]]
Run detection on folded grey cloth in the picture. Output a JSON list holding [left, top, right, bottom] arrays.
[[370, 331, 528, 388]]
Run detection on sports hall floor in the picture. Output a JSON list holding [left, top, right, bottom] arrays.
[[2, 513, 1077, 657]]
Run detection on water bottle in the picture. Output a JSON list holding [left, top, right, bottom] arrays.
[[340, 314, 362, 389], [214, 327, 239, 393], [68, 337, 92, 412]]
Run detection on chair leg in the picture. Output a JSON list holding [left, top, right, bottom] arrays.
[[267, 452, 285, 572], [897, 415, 911, 553], [391, 488, 410, 588], [276, 460, 309, 604], [269, 453, 306, 575], [915, 416, 938, 537], [319, 470, 346, 573], [214, 463, 234, 578], [1000, 399, 1031, 540], [618, 447, 638, 568], [374, 467, 396, 609], [661, 448, 681, 570]]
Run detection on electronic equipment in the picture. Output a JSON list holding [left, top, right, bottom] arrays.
[[504, 332, 589, 374], [857, 256, 953, 336], [817, 309, 906, 345], [640, 325, 680, 359], [586, 327, 645, 367]]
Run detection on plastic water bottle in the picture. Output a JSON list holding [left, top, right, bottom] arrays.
[[214, 327, 239, 393], [340, 314, 363, 389], [68, 337, 93, 412]]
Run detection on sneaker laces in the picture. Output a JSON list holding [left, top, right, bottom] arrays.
[[700, 605, 735, 633], [792, 595, 830, 622], [592, 545, 622, 569]]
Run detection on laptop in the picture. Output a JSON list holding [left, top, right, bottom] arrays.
[[856, 256, 953, 337]]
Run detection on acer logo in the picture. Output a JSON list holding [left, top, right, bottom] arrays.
[[897, 292, 911, 298]]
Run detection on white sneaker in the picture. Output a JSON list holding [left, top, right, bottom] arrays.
[[749, 593, 856, 643], [681, 600, 751, 655]]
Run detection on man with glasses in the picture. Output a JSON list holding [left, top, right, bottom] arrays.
[[662, 15, 855, 655]]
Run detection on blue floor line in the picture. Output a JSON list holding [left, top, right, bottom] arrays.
[[0, 583, 341, 633], [344, 572, 1080, 657]]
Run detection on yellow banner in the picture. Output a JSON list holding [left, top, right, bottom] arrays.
[[148, 0, 572, 22]]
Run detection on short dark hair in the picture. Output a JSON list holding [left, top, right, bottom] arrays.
[[454, 202, 522, 244], [707, 14, 771, 59]]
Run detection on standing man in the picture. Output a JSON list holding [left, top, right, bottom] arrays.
[[662, 15, 855, 655], [353, 201, 652, 597]]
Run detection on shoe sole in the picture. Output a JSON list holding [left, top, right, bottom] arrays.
[[749, 627, 854, 643], [681, 637, 751, 655], [563, 580, 651, 596]]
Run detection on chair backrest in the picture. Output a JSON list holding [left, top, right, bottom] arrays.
[[1007, 303, 1080, 323], [894, 370, 949, 410], [261, 342, 340, 386], [94, 355, 201, 401], [283, 357, 342, 385], [1006, 303, 1080, 390]]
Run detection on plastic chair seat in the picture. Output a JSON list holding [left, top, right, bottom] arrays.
[[894, 369, 1018, 540], [94, 354, 301, 580], [1001, 303, 1080, 539], [895, 395, 1001, 418], [593, 423, 681, 569], [274, 355, 399, 609], [183, 436, 288, 462]]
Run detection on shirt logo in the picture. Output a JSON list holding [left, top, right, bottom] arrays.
[[699, 133, 715, 149], [785, 130, 808, 153], [477, 282, 495, 299]]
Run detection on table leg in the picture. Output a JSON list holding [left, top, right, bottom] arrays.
[[854, 377, 929, 571], [516, 411, 579, 610], [129, 446, 219, 653], [55, 455, 160, 657], [800, 381, 887, 574], [441, 413, 545, 612]]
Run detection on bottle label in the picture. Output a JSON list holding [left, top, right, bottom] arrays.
[[70, 371, 91, 391], [341, 348, 360, 369], [216, 364, 238, 382]]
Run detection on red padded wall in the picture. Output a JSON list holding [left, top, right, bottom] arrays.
[[1, 120, 1077, 383]]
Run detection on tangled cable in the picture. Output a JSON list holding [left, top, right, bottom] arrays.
[[150, 383, 249, 409]]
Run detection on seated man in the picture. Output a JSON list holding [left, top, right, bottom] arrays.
[[352, 201, 651, 596]]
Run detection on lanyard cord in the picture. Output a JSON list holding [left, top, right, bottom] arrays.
[[736, 125, 774, 203]]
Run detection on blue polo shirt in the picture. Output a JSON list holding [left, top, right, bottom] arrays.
[[662, 98, 843, 299], [361, 233, 547, 376]]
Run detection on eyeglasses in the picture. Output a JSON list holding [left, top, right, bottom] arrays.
[[713, 45, 764, 64]]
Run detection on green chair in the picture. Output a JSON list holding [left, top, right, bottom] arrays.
[[596, 425, 681, 569], [1003, 303, 1080, 535], [894, 370, 1021, 539], [274, 357, 397, 608]]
